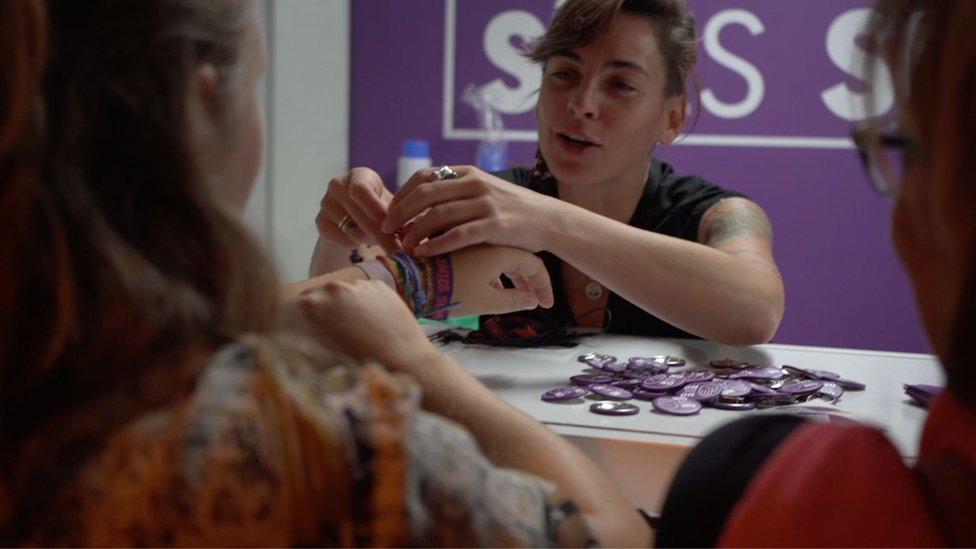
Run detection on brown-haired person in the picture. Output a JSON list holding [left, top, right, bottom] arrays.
[[314, 0, 785, 346], [655, 0, 976, 546], [0, 0, 652, 545]]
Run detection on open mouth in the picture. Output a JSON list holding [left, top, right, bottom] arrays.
[[558, 132, 599, 150]]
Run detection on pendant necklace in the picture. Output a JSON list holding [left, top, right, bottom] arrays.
[[584, 280, 604, 300]]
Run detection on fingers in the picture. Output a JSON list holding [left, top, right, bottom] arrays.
[[499, 253, 555, 309], [318, 168, 399, 252], [383, 165, 474, 233]]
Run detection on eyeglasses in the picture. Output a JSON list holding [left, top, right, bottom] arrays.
[[852, 119, 913, 197]]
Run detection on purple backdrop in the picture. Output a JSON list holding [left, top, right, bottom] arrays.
[[350, 0, 928, 353]]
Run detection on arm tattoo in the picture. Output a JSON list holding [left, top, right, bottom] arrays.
[[699, 198, 773, 249]]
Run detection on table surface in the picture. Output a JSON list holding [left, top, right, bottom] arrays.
[[435, 334, 944, 511]]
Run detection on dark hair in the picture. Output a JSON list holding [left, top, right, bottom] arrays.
[[525, 0, 700, 113], [0, 0, 283, 535], [865, 0, 976, 403]]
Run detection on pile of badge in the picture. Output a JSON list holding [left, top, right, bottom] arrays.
[[540, 354, 866, 417]]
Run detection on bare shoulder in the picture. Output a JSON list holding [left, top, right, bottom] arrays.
[[698, 197, 773, 248]]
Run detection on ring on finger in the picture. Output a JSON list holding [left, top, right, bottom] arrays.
[[431, 165, 460, 181], [337, 215, 358, 234]]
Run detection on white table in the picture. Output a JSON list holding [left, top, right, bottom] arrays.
[[435, 334, 944, 513]]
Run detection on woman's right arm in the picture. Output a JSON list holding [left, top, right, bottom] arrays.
[[298, 280, 651, 547]]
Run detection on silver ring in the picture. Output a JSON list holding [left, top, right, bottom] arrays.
[[337, 215, 358, 234], [431, 165, 460, 181]]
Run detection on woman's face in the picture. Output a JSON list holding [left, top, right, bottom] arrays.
[[891, 109, 962, 358], [214, 10, 267, 211], [536, 12, 683, 190]]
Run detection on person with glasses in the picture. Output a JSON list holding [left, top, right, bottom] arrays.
[[313, 0, 785, 347], [654, 0, 976, 546]]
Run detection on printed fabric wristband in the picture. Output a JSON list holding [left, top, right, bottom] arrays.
[[424, 254, 456, 320]]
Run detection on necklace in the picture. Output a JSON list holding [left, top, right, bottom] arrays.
[[584, 280, 604, 300]]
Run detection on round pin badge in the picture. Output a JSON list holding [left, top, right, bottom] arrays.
[[833, 377, 866, 391], [817, 382, 844, 402], [678, 382, 723, 402], [778, 379, 825, 396], [709, 358, 749, 369], [651, 355, 687, 368], [708, 399, 757, 411], [715, 379, 753, 398], [633, 387, 671, 400], [728, 366, 785, 381], [651, 396, 702, 415], [541, 386, 589, 402], [570, 374, 615, 386], [641, 372, 690, 391], [590, 401, 640, 416], [589, 384, 634, 401], [577, 353, 617, 370]]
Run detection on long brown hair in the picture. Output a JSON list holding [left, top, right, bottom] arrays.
[[525, 0, 700, 122], [1, 0, 286, 534], [0, 0, 47, 530], [866, 0, 976, 403]]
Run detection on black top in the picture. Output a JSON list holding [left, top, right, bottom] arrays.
[[488, 158, 745, 339]]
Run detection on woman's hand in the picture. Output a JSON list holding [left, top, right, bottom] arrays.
[[298, 279, 437, 373], [381, 166, 558, 256], [315, 167, 400, 253], [447, 245, 554, 317]]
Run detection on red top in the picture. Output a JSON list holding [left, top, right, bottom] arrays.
[[718, 390, 976, 547]]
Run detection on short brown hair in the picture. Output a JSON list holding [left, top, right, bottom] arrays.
[[525, 0, 700, 102]]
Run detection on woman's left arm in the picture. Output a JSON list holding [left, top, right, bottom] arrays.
[[549, 196, 784, 346]]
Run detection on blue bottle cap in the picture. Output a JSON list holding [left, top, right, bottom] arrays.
[[401, 139, 431, 158], [541, 385, 589, 402], [589, 401, 640, 416]]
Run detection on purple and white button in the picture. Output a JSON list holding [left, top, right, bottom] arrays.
[[778, 379, 825, 396], [590, 401, 640, 416], [588, 384, 634, 401], [651, 396, 702, 415], [541, 386, 589, 402], [570, 374, 615, 386]]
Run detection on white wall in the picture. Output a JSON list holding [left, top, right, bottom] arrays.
[[245, 0, 351, 283]]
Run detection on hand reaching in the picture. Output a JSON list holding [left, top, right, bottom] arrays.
[[381, 166, 557, 256]]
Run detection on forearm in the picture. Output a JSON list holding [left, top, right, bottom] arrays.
[[283, 264, 368, 299], [309, 237, 355, 277], [548, 203, 784, 345], [408, 351, 651, 547]]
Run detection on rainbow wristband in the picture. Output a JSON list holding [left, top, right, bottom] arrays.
[[424, 254, 456, 320]]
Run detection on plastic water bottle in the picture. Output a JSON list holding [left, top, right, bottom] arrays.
[[396, 139, 431, 188]]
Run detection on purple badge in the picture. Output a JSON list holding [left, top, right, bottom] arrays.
[[589, 384, 634, 401], [683, 370, 717, 383], [541, 386, 589, 402], [633, 387, 672, 400], [746, 382, 780, 396], [650, 355, 687, 367], [570, 374, 615, 386], [903, 383, 943, 408], [817, 382, 844, 403], [715, 379, 753, 398], [728, 366, 785, 381], [590, 401, 640, 416], [783, 365, 841, 380], [577, 353, 618, 370], [833, 377, 866, 391], [611, 378, 642, 389], [707, 399, 758, 411], [651, 396, 702, 415], [678, 382, 723, 402], [778, 379, 825, 396], [641, 372, 691, 391]]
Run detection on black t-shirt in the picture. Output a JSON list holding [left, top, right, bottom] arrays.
[[487, 158, 745, 339]]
